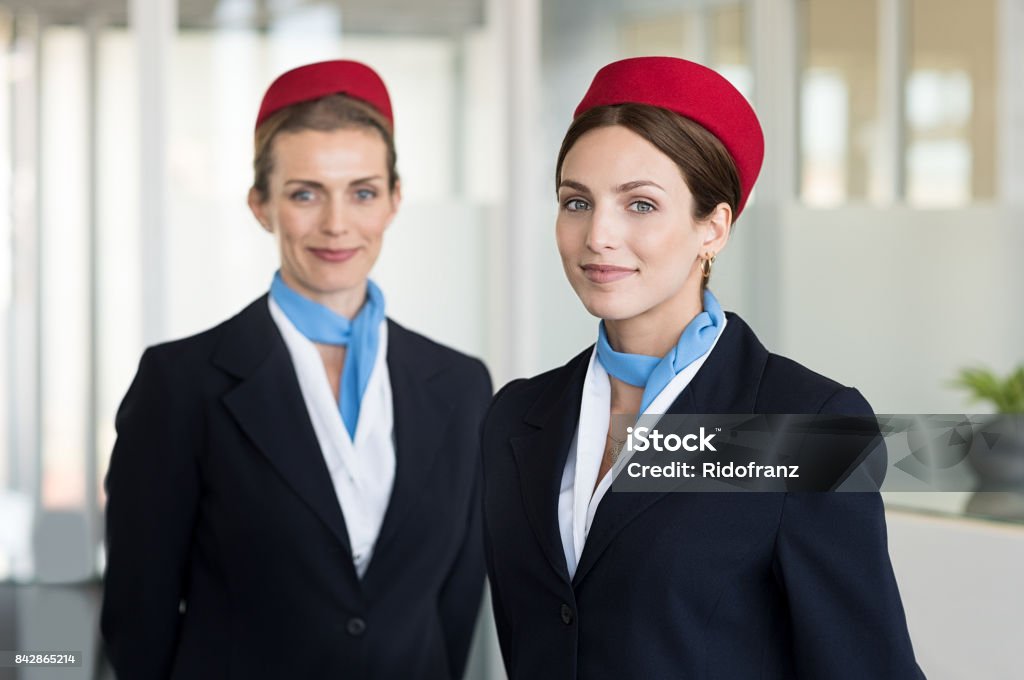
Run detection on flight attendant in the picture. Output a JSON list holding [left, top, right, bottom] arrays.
[[482, 57, 924, 678], [102, 60, 492, 679]]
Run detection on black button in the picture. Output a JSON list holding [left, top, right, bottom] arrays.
[[346, 617, 367, 636], [560, 603, 574, 625]]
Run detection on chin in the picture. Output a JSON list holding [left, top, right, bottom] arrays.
[[320, 275, 368, 295], [577, 291, 648, 322], [296, 269, 367, 297]]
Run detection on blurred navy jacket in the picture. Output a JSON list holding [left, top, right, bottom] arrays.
[[102, 296, 492, 680]]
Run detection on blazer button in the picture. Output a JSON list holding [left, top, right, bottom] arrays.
[[346, 617, 367, 636], [560, 603, 574, 625]]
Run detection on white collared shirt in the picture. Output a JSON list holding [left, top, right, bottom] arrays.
[[557, 317, 728, 579], [268, 297, 396, 579]]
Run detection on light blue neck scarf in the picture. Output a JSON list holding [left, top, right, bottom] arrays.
[[596, 289, 724, 413], [270, 271, 386, 438]]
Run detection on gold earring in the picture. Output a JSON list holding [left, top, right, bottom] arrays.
[[700, 252, 716, 278]]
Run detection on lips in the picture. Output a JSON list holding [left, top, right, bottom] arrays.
[[309, 247, 359, 263], [581, 263, 637, 284]]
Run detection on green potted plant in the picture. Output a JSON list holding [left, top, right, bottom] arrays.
[[952, 366, 1024, 414], [951, 365, 1024, 520]]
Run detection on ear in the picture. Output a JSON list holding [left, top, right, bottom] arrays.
[[248, 187, 272, 233], [700, 202, 733, 256]]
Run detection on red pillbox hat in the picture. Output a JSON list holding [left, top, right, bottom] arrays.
[[255, 60, 393, 131], [574, 56, 764, 217]]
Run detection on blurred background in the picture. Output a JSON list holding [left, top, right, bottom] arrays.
[[0, 0, 1022, 677]]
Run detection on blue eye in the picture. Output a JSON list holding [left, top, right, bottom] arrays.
[[355, 188, 377, 201], [629, 200, 656, 213], [290, 189, 315, 202], [564, 198, 590, 212]]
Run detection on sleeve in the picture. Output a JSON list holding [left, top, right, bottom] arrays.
[[773, 387, 926, 679], [437, 359, 493, 679], [100, 347, 202, 680]]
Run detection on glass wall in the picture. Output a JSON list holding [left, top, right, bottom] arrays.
[[799, 0, 880, 205], [906, 0, 997, 206], [798, 0, 998, 206]]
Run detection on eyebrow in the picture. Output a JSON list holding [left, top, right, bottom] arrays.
[[557, 179, 665, 193], [616, 180, 665, 193], [285, 175, 385, 189], [558, 179, 591, 194]]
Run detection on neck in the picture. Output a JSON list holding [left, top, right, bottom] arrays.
[[604, 280, 704, 357], [608, 376, 643, 414], [281, 271, 368, 319]]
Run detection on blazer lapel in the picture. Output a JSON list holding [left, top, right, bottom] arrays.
[[512, 348, 592, 585], [365, 320, 450, 571], [214, 296, 355, 560], [571, 313, 770, 587]]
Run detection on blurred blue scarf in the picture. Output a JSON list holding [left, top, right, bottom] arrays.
[[270, 270, 385, 438]]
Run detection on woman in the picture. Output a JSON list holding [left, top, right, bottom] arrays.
[[482, 57, 924, 678], [102, 60, 492, 680]]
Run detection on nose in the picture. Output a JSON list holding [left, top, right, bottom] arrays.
[[585, 203, 620, 252], [320, 196, 349, 236]]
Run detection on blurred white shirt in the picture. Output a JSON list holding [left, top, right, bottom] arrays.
[[269, 297, 396, 579]]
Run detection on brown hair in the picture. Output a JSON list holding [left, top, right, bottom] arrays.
[[252, 93, 398, 202], [556, 103, 740, 222]]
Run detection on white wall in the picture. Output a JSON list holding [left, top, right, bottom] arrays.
[[887, 509, 1024, 679], [776, 205, 1024, 414]]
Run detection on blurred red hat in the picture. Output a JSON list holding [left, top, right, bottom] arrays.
[[255, 60, 393, 131], [574, 56, 764, 217]]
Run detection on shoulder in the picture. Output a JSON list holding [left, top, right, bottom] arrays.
[[138, 296, 272, 377], [714, 313, 874, 415], [759, 352, 873, 415], [386, 318, 482, 371], [495, 346, 591, 410], [484, 346, 592, 438], [116, 298, 273, 428], [387, 318, 492, 397]]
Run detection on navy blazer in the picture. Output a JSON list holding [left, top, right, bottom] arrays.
[[102, 295, 492, 680], [482, 312, 925, 679]]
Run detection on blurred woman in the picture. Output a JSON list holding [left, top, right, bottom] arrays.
[[102, 60, 491, 680], [482, 57, 924, 679]]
